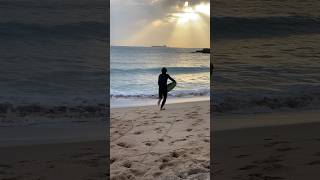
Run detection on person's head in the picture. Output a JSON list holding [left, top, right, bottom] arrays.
[[161, 67, 167, 74]]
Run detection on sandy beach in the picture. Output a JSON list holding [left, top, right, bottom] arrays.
[[110, 101, 210, 180], [212, 110, 320, 179]]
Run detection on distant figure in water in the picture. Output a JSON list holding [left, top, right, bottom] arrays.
[[158, 67, 176, 110]]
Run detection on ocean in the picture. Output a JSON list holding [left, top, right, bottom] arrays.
[[0, 0, 108, 125], [212, 0, 320, 114], [111, 46, 210, 107]]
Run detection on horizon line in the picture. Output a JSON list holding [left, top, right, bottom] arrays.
[[110, 45, 210, 49]]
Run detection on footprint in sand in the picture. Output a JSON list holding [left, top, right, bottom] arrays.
[[152, 115, 161, 119], [129, 168, 146, 177], [262, 175, 285, 179], [110, 157, 116, 164], [203, 139, 209, 143], [122, 161, 131, 168], [153, 171, 162, 177], [264, 141, 291, 147], [47, 164, 55, 169], [171, 151, 181, 158], [186, 167, 208, 177], [154, 126, 165, 133], [133, 131, 143, 135], [4, 176, 20, 180], [307, 160, 320, 166], [168, 116, 177, 118], [186, 111, 199, 118], [159, 161, 174, 170], [238, 164, 258, 170], [264, 138, 273, 141], [116, 142, 132, 148], [158, 155, 174, 170], [169, 138, 187, 145], [239, 174, 285, 180], [201, 162, 210, 170], [192, 122, 199, 126], [229, 145, 243, 149], [0, 164, 12, 169], [253, 155, 284, 164], [235, 154, 250, 158], [276, 147, 299, 152], [142, 121, 150, 125]]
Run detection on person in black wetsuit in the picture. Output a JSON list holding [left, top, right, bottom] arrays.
[[157, 67, 176, 110]]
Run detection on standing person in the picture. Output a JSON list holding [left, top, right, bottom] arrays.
[[157, 67, 176, 110]]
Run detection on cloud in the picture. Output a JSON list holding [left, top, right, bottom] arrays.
[[111, 0, 209, 20], [150, 0, 209, 9], [110, 0, 210, 47]]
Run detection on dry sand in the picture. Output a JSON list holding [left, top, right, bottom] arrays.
[[0, 122, 108, 180], [110, 101, 210, 180], [212, 110, 320, 180], [2, 101, 319, 180], [0, 141, 108, 180]]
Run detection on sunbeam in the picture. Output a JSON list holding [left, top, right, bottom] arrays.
[[122, 1, 210, 48]]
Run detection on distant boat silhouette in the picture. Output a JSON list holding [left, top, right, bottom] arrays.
[[152, 45, 167, 48]]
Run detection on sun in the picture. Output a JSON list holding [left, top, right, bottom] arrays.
[[172, 1, 210, 24], [174, 12, 199, 24], [194, 3, 210, 16]]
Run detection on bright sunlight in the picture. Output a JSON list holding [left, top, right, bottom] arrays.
[[117, 1, 210, 48]]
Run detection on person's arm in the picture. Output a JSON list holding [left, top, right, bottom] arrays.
[[158, 75, 160, 86], [168, 74, 176, 83]]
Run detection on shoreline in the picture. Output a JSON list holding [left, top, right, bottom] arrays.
[[214, 109, 320, 131], [0, 121, 107, 148], [111, 96, 210, 108]]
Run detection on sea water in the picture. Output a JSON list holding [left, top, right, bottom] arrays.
[[212, 0, 320, 113], [110, 46, 210, 107], [0, 0, 107, 125]]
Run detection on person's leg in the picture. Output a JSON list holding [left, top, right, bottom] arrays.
[[160, 91, 167, 109], [158, 88, 162, 106]]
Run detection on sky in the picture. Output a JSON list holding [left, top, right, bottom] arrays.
[[111, 0, 210, 48]]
